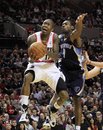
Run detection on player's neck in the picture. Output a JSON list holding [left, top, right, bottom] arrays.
[[41, 34, 50, 44], [64, 31, 70, 38], [41, 33, 50, 44], [42, 32, 50, 38]]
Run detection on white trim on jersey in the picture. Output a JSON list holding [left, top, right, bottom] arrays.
[[73, 46, 84, 70], [35, 31, 54, 48], [34, 31, 55, 62]]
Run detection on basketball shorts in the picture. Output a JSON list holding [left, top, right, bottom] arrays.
[[25, 62, 66, 92], [62, 69, 85, 96]]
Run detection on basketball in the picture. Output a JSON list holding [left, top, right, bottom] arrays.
[[28, 42, 47, 60]]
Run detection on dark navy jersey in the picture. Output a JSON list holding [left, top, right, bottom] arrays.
[[59, 34, 84, 71]]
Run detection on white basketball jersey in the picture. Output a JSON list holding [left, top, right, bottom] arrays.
[[34, 31, 55, 61]]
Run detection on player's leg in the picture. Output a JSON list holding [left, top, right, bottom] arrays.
[[20, 71, 34, 111], [43, 64, 68, 126], [52, 77, 68, 111], [73, 96, 82, 130], [20, 63, 41, 113], [47, 77, 68, 112], [47, 77, 68, 127], [45, 64, 68, 111], [19, 71, 34, 122], [72, 74, 85, 130]]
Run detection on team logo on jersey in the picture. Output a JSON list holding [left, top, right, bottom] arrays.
[[74, 86, 80, 93]]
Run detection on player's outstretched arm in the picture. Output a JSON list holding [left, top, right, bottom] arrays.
[[70, 13, 87, 44]]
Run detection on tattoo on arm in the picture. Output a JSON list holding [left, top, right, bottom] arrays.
[[27, 34, 37, 47]]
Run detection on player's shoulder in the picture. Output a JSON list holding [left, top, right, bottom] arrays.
[[51, 32, 58, 36], [51, 32, 59, 40], [27, 32, 38, 46], [28, 33, 35, 40], [28, 31, 40, 38], [28, 31, 40, 42]]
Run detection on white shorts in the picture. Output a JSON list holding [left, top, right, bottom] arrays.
[[25, 62, 65, 92]]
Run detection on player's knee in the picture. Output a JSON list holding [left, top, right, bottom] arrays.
[[23, 73, 33, 85], [58, 90, 69, 101]]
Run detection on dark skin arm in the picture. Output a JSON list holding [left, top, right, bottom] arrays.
[[27, 34, 37, 61], [70, 13, 87, 47], [27, 34, 37, 47]]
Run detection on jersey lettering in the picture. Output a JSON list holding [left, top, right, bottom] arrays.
[[60, 43, 72, 58], [59, 34, 84, 70]]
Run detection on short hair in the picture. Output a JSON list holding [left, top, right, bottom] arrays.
[[63, 20, 71, 25], [44, 19, 55, 28]]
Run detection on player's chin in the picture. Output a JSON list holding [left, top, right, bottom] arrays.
[[42, 29, 48, 34], [63, 29, 69, 33]]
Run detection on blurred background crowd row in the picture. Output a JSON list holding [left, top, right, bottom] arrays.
[[0, 0, 103, 130]]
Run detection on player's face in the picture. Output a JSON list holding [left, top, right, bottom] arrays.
[[62, 21, 71, 32], [41, 20, 53, 35]]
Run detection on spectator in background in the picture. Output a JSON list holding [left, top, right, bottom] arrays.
[[0, 107, 5, 130], [25, 119, 34, 130], [81, 114, 90, 130], [41, 122, 51, 130], [65, 117, 75, 130], [87, 118, 98, 130], [95, 111, 103, 130], [37, 113, 45, 129], [11, 119, 17, 130], [30, 117, 39, 130], [16, 123, 26, 130], [4, 122, 12, 130]]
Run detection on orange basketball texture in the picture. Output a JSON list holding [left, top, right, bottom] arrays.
[[28, 42, 47, 60]]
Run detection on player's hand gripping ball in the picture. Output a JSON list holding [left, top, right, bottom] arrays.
[[28, 42, 47, 60]]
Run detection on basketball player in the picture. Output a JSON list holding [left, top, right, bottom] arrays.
[[59, 14, 87, 130], [49, 14, 87, 130], [19, 19, 69, 126]]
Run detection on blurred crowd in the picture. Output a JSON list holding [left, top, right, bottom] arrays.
[[0, 0, 103, 27], [0, 0, 103, 39]]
